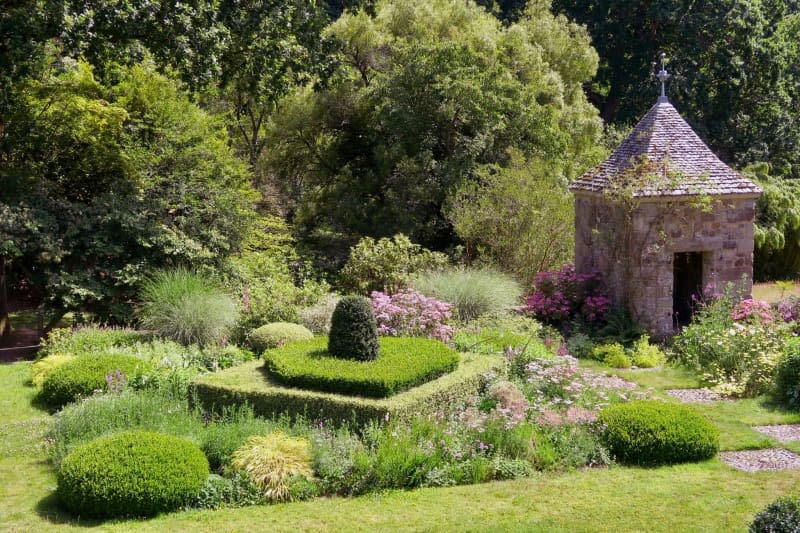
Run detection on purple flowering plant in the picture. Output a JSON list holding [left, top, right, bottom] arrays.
[[370, 289, 455, 342], [525, 265, 610, 327]]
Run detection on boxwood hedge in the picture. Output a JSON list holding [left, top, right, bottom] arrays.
[[57, 430, 209, 518], [40, 354, 154, 408], [598, 400, 719, 466], [192, 354, 504, 426], [249, 322, 314, 354], [264, 337, 459, 398]]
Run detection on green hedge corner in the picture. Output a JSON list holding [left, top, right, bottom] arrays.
[[191, 353, 504, 426]]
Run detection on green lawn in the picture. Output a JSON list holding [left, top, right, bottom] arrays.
[[3, 361, 800, 532]]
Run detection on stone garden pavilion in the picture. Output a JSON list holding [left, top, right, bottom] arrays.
[[569, 60, 762, 338]]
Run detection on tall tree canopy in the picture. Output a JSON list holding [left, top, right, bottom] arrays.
[[264, 0, 604, 262], [1, 60, 257, 325], [552, 0, 800, 178]]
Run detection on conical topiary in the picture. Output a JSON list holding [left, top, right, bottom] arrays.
[[328, 295, 380, 361]]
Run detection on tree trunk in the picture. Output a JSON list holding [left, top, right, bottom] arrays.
[[0, 256, 10, 341]]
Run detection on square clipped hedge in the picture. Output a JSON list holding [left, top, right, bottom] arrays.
[[191, 354, 505, 426], [264, 337, 460, 398]]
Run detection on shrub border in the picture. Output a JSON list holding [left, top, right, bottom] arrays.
[[191, 354, 504, 426]]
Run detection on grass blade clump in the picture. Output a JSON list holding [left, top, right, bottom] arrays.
[[413, 267, 523, 321], [138, 269, 238, 346]]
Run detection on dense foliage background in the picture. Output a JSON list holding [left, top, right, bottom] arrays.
[[2, 0, 800, 338]]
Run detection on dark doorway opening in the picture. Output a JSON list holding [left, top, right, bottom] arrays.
[[673, 252, 704, 329]]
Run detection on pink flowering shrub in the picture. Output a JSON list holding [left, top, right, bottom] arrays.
[[525, 265, 610, 327], [731, 299, 774, 324], [370, 289, 455, 342]]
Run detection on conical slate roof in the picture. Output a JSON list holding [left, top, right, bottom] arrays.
[[570, 99, 762, 197]]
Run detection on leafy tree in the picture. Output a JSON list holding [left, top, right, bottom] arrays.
[[1, 60, 257, 326], [745, 163, 800, 280], [264, 0, 603, 262], [447, 150, 575, 287], [552, 0, 800, 178]]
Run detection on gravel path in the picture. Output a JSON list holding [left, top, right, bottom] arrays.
[[754, 425, 800, 443], [721, 449, 800, 472], [665, 388, 728, 403]]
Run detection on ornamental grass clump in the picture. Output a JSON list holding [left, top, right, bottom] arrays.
[[230, 432, 314, 502], [598, 400, 719, 466], [138, 269, 238, 346], [57, 430, 209, 518], [328, 295, 380, 361], [413, 267, 522, 321]]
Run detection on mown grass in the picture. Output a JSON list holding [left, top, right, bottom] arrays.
[[3, 361, 800, 532]]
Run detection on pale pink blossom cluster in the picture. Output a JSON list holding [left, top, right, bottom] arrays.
[[370, 289, 455, 342], [731, 298, 774, 324]]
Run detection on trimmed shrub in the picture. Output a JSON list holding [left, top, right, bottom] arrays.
[[299, 294, 340, 334], [339, 234, 448, 294], [57, 430, 209, 518], [249, 322, 314, 353], [48, 390, 203, 466], [265, 337, 459, 398], [773, 339, 800, 410], [231, 433, 314, 502], [192, 355, 504, 426], [138, 269, 238, 346], [598, 400, 719, 466], [39, 354, 154, 408], [31, 354, 75, 388], [750, 496, 800, 533], [328, 296, 380, 361], [414, 267, 522, 322]]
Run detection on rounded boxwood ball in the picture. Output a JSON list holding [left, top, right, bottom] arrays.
[[249, 322, 314, 354], [57, 430, 209, 518], [328, 295, 380, 361], [598, 400, 719, 466], [40, 354, 153, 408], [750, 496, 800, 533]]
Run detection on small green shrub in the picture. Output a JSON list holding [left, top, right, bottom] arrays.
[[413, 267, 522, 321], [328, 296, 380, 361], [592, 342, 626, 364], [192, 472, 265, 509], [138, 269, 239, 346], [630, 335, 665, 368], [38, 326, 146, 360], [339, 234, 448, 294], [40, 354, 154, 408], [31, 355, 75, 388], [57, 430, 209, 518], [299, 294, 341, 334], [265, 337, 459, 398], [230, 433, 315, 502], [594, 307, 645, 346], [566, 333, 595, 359], [48, 389, 203, 465], [772, 338, 800, 410], [598, 400, 719, 466], [750, 496, 800, 533], [249, 322, 314, 353], [605, 351, 632, 369]]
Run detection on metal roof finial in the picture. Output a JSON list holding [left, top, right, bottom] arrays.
[[656, 52, 670, 103]]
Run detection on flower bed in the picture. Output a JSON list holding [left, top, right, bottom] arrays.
[[264, 337, 459, 398]]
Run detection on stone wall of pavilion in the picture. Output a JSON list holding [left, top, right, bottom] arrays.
[[574, 193, 756, 338]]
